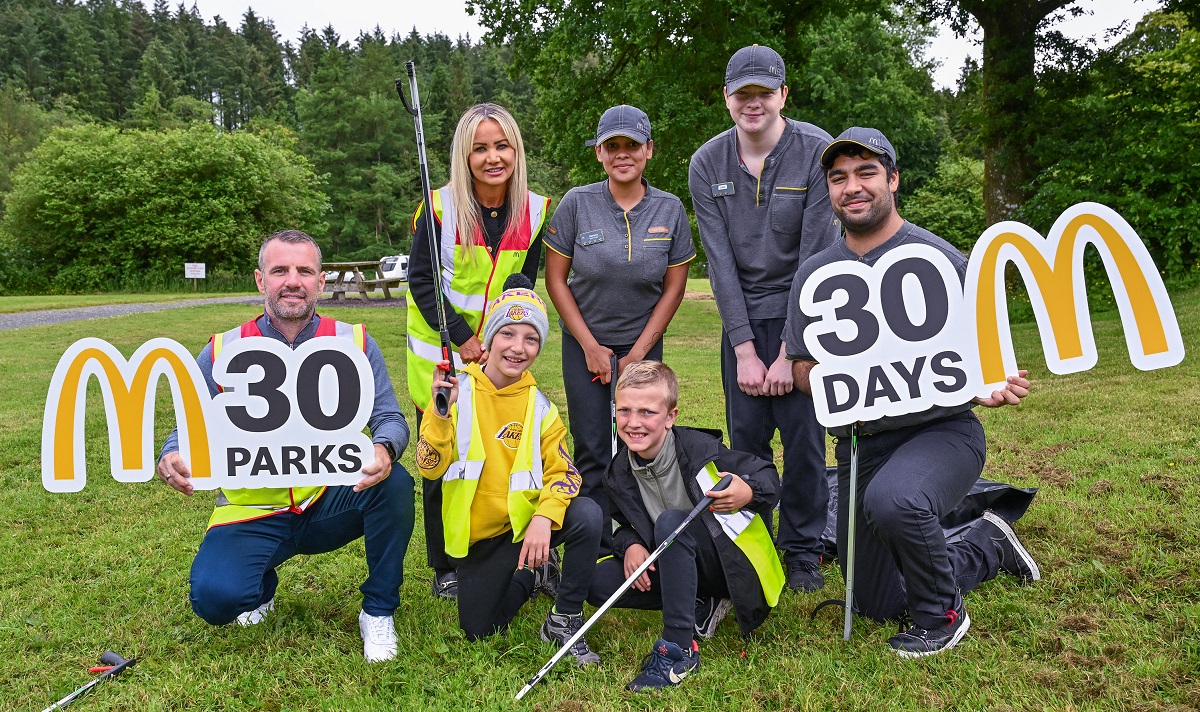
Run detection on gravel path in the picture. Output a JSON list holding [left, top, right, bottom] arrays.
[[0, 295, 264, 331], [0, 294, 408, 331]]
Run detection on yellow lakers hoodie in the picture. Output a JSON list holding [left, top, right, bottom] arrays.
[[417, 363, 581, 547]]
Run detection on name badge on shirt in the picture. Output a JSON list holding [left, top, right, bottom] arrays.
[[711, 182, 735, 197], [579, 229, 604, 246]]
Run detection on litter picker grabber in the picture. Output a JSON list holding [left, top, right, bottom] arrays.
[[41, 650, 137, 712], [396, 61, 455, 417], [609, 354, 619, 458], [810, 423, 860, 640], [514, 474, 734, 700], [841, 423, 860, 641]]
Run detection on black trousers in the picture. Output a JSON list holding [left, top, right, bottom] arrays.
[[837, 411, 1000, 629], [455, 496, 602, 641], [587, 508, 729, 648], [560, 329, 663, 555], [721, 318, 828, 563]]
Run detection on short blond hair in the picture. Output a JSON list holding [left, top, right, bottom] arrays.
[[615, 360, 678, 410]]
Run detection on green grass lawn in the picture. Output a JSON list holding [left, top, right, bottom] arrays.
[[0, 292, 263, 314], [1, 286, 1198, 710]]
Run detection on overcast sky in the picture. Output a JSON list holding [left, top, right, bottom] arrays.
[[146, 0, 1163, 90]]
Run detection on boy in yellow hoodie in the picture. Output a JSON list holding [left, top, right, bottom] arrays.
[[418, 277, 603, 665]]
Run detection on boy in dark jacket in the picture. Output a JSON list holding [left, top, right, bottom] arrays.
[[587, 360, 785, 691]]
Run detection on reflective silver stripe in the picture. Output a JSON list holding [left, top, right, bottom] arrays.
[[451, 380, 548, 495], [406, 333, 466, 370], [335, 322, 356, 339], [214, 490, 290, 513], [528, 192, 547, 230], [439, 187, 457, 269], [445, 286, 486, 312], [510, 470, 540, 491], [694, 469, 754, 540], [446, 378, 479, 484]]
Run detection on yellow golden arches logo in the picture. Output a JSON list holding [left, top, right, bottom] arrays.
[[41, 338, 213, 493], [965, 202, 1184, 387]]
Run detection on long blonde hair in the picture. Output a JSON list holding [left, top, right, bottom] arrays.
[[447, 103, 529, 263]]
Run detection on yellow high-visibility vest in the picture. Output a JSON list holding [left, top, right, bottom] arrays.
[[695, 462, 786, 606], [440, 375, 553, 558], [207, 316, 366, 529], [405, 187, 549, 408]]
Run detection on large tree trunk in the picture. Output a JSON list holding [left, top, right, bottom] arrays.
[[962, 0, 1073, 222]]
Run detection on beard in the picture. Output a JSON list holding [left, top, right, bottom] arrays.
[[266, 289, 315, 321], [834, 191, 895, 234]]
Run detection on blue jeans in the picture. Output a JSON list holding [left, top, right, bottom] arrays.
[[189, 466, 415, 624]]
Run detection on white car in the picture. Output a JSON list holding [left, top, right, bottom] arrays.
[[379, 255, 409, 281]]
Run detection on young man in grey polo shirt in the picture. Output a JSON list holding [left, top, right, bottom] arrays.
[[785, 127, 1038, 657], [688, 45, 840, 591]]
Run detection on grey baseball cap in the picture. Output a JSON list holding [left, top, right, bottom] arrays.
[[586, 105, 652, 147], [820, 127, 898, 168], [725, 45, 786, 94]]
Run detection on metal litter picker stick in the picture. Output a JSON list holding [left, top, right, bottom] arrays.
[[41, 651, 137, 712], [514, 474, 735, 700], [396, 61, 455, 417], [609, 354, 619, 458], [843, 423, 859, 641]]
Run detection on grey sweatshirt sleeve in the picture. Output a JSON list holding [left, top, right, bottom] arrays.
[[689, 155, 754, 346], [364, 332, 410, 458], [160, 340, 218, 459]]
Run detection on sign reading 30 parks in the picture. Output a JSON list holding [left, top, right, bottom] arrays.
[[42, 336, 375, 492]]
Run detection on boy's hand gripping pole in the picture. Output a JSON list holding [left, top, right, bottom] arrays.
[[397, 61, 455, 417], [514, 474, 735, 700]]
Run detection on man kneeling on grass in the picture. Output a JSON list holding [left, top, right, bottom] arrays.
[[156, 230, 414, 663], [587, 360, 785, 691]]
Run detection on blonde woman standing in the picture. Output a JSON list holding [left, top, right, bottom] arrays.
[[406, 103, 550, 599]]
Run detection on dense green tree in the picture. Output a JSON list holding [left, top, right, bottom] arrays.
[[1018, 11, 1200, 278], [2, 123, 327, 292], [468, 0, 901, 204], [907, 0, 1085, 221], [791, 10, 945, 195]]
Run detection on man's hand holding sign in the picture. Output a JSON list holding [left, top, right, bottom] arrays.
[[43, 231, 415, 664], [784, 127, 1182, 659]]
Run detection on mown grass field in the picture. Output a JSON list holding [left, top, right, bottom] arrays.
[[1, 284, 1197, 711]]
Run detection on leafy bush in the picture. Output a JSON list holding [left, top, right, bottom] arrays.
[[902, 153, 986, 251], [1, 123, 327, 293]]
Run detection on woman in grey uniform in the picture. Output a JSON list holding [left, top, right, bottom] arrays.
[[544, 105, 695, 552]]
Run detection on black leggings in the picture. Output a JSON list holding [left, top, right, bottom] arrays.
[[455, 496, 602, 641]]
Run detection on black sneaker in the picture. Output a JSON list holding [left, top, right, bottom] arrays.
[[431, 569, 458, 599], [540, 610, 601, 666], [786, 559, 825, 592], [888, 602, 971, 658], [980, 511, 1041, 583], [626, 638, 701, 692], [529, 548, 561, 600], [693, 597, 732, 639]]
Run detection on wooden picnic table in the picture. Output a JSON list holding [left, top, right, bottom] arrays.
[[323, 260, 404, 301]]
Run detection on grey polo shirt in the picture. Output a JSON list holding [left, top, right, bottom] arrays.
[[689, 118, 840, 346], [783, 221, 974, 437], [546, 179, 695, 344]]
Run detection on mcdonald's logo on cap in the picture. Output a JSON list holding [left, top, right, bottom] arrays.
[[966, 202, 1184, 387], [42, 338, 213, 493]]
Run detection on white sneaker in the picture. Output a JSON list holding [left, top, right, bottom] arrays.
[[358, 610, 397, 663], [236, 598, 274, 627]]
